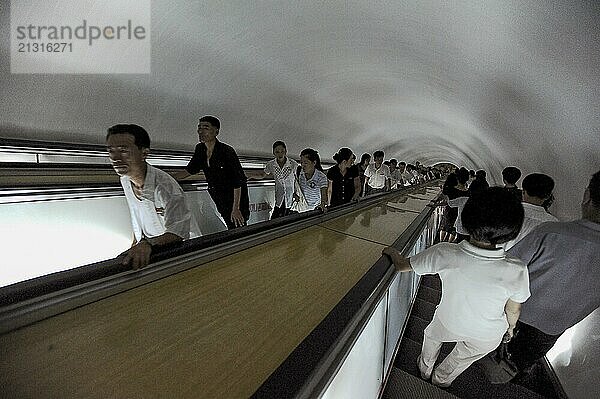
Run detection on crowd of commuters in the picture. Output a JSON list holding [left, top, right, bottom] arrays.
[[106, 116, 438, 268], [105, 118, 599, 391], [385, 165, 600, 389]]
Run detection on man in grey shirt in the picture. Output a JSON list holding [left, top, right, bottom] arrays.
[[506, 170, 600, 375]]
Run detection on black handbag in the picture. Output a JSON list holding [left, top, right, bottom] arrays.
[[476, 342, 519, 384]]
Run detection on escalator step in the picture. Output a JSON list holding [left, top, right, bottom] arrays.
[[421, 275, 442, 291], [412, 298, 437, 321], [383, 367, 460, 399], [417, 285, 441, 305], [404, 315, 429, 343]]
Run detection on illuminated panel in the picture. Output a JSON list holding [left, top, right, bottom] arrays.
[[0, 197, 132, 287]]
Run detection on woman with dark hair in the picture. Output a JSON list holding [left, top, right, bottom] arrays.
[[327, 147, 360, 207], [356, 153, 371, 197], [297, 148, 328, 210]]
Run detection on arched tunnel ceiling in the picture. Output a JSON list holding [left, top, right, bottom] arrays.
[[1, 1, 599, 220]]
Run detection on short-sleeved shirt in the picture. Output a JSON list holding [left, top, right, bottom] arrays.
[[121, 164, 194, 242], [364, 163, 391, 189], [411, 241, 530, 341], [327, 165, 358, 206], [264, 157, 299, 207], [185, 140, 250, 221], [401, 170, 413, 185], [508, 219, 600, 335], [447, 195, 470, 235], [298, 168, 328, 209], [503, 202, 558, 250], [389, 169, 401, 188]]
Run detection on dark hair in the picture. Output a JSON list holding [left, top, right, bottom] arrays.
[[359, 153, 371, 166], [443, 173, 458, 194], [462, 187, 524, 245], [399, 161, 406, 166], [333, 147, 353, 164], [522, 173, 554, 199], [469, 177, 489, 194], [590, 170, 600, 207], [457, 167, 470, 184], [300, 148, 324, 171], [106, 124, 150, 149], [502, 167, 522, 184], [390, 158, 398, 166], [469, 170, 476, 177], [475, 169, 487, 179], [272, 140, 286, 151], [199, 115, 220, 129], [373, 150, 384, 159]]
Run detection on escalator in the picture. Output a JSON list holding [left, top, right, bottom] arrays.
[[0, 178, 443, 398]]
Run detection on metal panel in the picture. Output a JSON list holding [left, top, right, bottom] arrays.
[[320, 295, 387, 399]]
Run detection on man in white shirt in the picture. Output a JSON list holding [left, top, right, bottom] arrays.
[[398, 161, 412, 186], [364, 150, 390, 194], [107, 124, 194, 269], [504, 173, 558, 250], [389, 159, 402, 189]]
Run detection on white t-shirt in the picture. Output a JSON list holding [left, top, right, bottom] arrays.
[[389, 169, 401, 188], [410, 241, 530, 341], [400, 170, 412, 186], [503, 202, 558, 250], [121, 164, 195, 242], [447, 196, 469, 235], [264, 157, 299, 207], [298, 169, 328, 209], [364, 163, 390, 189]]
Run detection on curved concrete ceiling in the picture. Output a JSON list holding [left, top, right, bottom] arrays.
[[1, 1, 599, 220]]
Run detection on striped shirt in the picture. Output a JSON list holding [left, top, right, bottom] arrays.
[[298, 169, 328, 209]]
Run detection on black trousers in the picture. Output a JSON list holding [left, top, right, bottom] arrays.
[[507, 320, 561, 372], [271, 199, 292, 219]]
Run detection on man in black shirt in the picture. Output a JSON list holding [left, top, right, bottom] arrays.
[[175, 116, 250, 229]]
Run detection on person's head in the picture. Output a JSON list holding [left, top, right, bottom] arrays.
[[443, 173, 458, 194], [475, 169, 487, 180], [272, 140, 287, 161], [333, 147, 354, 168], [373, 150, 384, 166], [399, 161, 406, 172], [197, 115, 220, 143], [457, 167, 470, 185], [462, 187, 524, 246], [469, 170, 476, 179], [350, 153, 356, 165], [106, 124, 150, 177], [389, 159, 398, 170], [300, 148, 323, 173], [522, 173, 554, 203], [582, 170, 600, 221], [502, 166, 522, 186], [359, 153, 371, 167]]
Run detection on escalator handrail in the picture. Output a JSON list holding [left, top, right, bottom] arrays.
[[251, 191, 442, 398], [0, 181, 440, 335]]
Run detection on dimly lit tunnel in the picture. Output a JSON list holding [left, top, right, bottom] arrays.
[[1, 1, 599, 398]]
